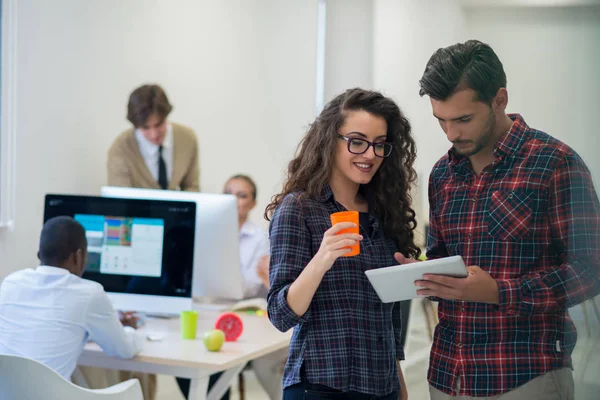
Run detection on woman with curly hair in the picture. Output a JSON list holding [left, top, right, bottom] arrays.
[[265, 88, 420, 400]]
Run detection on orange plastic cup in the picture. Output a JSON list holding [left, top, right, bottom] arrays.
[[330, 211, 360, 257]]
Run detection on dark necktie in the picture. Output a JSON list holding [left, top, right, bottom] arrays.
[[158, 145, 168, 189]]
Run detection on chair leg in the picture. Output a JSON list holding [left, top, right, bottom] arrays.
[[238, 372, 245, 400]]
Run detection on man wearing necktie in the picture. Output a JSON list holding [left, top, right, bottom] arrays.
[[107, 84, 200, 192], [157, 145, 168, 189], [85, 84, 200, 400]]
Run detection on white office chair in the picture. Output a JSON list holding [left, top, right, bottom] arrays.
[[0, 354, 143, 400]]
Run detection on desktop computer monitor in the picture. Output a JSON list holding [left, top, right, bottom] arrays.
[[43, 194, 196, 315], [100, 186, 244, 301]]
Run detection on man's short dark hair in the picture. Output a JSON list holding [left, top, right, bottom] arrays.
[[127, 84, 173, 128], [419, 40, 507, 104], [38, 216, 87, 266]]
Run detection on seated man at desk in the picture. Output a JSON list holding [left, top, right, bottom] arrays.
[[0, 216, 144, 381], [108, 83, 200, 191]]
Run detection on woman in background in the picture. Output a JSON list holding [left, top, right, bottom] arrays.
[[177, 174, 286, 400], [224, 175, 271, 298]]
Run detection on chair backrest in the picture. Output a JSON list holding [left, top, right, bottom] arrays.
[[0, 354, 143, 400]]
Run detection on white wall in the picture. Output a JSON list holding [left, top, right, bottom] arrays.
[[373, 0, 467, 245], [0, 0, 318, 279], [3, 1, 598, 280], [324, 0, 374, 102], [373, 0, 600, 244], [465, 5, 600, 187]]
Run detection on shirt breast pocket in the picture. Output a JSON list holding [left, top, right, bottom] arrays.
[[487, 190, 538, 241]]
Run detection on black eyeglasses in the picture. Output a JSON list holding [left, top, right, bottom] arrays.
[[337, 134, 393, 158]]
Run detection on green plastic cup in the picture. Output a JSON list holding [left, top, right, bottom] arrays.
[[180, 310, 198, 340]]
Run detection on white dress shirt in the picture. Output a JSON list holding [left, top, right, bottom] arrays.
[[0, 266, 144, 380], [240, 220, 270, 299], [135, 123, 174, 184]]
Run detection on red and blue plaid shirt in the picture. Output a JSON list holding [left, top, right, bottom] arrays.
[[427, 114, 600, 396], [267, 186, 404, 396]]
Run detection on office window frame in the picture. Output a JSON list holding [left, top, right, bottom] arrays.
[[0, 0, 17, 230]]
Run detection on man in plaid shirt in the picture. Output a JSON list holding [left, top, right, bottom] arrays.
[[412, 40, 600, 399]]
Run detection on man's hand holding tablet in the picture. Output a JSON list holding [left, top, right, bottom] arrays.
[[393, 253, 500, 304], [366, 255, 468, 303]]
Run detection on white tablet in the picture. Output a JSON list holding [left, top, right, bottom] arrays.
[[365, 255, 468, 303]]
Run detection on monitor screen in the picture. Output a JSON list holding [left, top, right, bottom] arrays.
[[74, 214, 164, 278], [100, 186, 244, 300], [43, 194, 196, 299]]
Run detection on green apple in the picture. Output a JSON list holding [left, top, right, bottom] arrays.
[[203, 329, 225, 352]]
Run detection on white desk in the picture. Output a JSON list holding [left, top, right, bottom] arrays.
[[78, 311, 291, 400]]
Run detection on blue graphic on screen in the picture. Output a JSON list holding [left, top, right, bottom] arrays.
[[75, 214, 164, 277]]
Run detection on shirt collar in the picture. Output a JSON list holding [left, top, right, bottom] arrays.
[[315, 184, 380, 230], [316, 184, 335, 203], [493, 113, 528, 158], [448, 113, 528, 168], [240, 220, 255, 237], [35, 266, 71, 275], [135, 122, 173, 155], [316, 184, 375, 205]]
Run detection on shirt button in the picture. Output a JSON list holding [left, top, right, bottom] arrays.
[[457, 343, 463, 348], [467, 233, 472, 238], [508, 309, 515, 315], [460, 307, 465, 312], [471, 197, 477, 202]]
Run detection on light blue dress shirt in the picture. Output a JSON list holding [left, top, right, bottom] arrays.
[[240, 220, 270, 299], [0, 266, 144, 380]]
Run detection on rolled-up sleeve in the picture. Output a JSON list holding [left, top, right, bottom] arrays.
[[267, 195, 313, 332]]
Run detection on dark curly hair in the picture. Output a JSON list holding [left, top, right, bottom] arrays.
[[265, 88, 420, 258]]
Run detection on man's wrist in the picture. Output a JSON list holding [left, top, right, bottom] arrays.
[[489, 279, 500, 304]]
